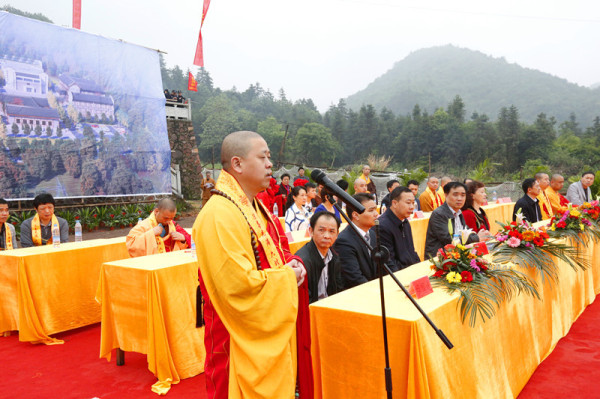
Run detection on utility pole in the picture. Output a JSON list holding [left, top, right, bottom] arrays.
[[277, 123, 290, 169]]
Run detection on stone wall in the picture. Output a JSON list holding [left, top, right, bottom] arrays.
[[167, 119, 203, 199]]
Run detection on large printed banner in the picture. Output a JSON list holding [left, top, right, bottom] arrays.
[[0, 12, 171, 200]]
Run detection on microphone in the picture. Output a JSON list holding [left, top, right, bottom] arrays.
[[310, 169, 365, 214]]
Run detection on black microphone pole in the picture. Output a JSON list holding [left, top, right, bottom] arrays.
[[327, 196, 452, 397]]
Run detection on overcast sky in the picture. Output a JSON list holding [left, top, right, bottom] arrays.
[[10, 0, 600, 111]]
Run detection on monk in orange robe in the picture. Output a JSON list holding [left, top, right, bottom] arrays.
[[419, 176, 443, 212], [193, 131, 312, 399], [126, 198, 190, 257]]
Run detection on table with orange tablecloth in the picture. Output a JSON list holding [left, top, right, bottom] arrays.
[[310, 232, 600, 399], [0, 237, 129, 343], [97, 251, 205, 395]]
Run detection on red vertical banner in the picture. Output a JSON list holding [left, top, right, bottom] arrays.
[[193, 0, 211, 66], [73, 0, 82, 29], [188, 72, 198, 91]]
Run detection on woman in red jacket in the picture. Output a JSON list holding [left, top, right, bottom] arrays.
[[462, 181, 491, 240]]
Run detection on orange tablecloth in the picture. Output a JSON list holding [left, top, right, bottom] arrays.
[[97, 251, 205, 395], [0, 237, 129, 343], [310, 234, 600, 399]]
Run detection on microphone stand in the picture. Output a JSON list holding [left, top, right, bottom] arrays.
[[328, 197, 453, 399]]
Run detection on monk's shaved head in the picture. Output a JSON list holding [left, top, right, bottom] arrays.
[[156, 198, 176, 211], [221, 131, 264, 171]]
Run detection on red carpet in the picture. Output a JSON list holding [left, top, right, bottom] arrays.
[[0, 323, 207, 399], [518, 298, 600, 398]]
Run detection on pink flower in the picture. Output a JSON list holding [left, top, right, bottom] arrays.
[[507, 237, 521, 248], [470, 259, 480, 272], [496, 234, 508, 242]]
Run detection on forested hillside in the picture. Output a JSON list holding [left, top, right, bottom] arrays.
[[346, 45, 600, 125]]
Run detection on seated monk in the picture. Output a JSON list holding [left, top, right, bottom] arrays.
[[126, 198, 191, 257]]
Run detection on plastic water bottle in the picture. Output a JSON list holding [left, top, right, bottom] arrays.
[[52, 223, 61, 248], [74, 221, 82, 242], [273, 203, 279, 217], [452, 233, 460, 246], [190, 239, 197, 259], [492, 191, 497, 203], [138, 217, 143, 224]]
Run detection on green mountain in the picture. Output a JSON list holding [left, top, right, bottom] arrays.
[[346, 45, 600, 125]]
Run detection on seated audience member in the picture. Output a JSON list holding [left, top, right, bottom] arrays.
[[305, 182, 318, 212], [513, 178, 542, 223], [360, 165, 377, 196], [0, 199, 17, 250], [314, 188, 342, 224], [463, 178, 473, 185], [20, 193, 69, 247], [333, 193, 378, 289], [277, 173, 293, 211], [126, 198, 190, 257], [294, 167, 307, 182], [437, 176, 452, 203], [407, 179, 422, 211], [256, 177, 280, 213], [380, 179, 400, 214], [419, 176, 443, 212], [535, 172, 554, 219], [164, 89, 171, 100], [285, 186, 311, 232], [296, 211, 342, 303], [354, 178, 368, 194], [462, 181, 491, 239], [335, 179, 349, 208], [379, 187, 421, 271], [424, 182, 482, 258], [545, 174, 568, 214], [566, 171, 595, 206]]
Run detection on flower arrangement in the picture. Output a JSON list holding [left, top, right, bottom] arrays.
[[547, 204, 600, 246], [491, 215, 588, 282], [578, 200, 600, 223], [429, 241, 539, 327]]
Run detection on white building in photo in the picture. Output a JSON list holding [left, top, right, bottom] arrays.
[[0, 55, 48, 98], [59, 74, 115, 120]]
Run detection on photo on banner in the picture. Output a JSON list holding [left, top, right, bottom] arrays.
[[0, 11, 171, 200]]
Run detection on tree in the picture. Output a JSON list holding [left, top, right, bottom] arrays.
[[293, 123, 340, 166], [11, 123, 19, 135], [23, 122, 31, 135], [34, 124, 42, 136], [497, 105, 520, 172], [197, 95, 240, 159], [46, 126, 53, 137]]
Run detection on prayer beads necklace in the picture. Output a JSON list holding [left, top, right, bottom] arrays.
[[210, 189, 262, 270]]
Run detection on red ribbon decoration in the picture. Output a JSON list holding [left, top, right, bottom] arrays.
[[193, 0, 211, 66], [73, 0, 82, 29]]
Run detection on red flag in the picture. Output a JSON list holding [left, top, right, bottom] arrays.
[[188, 72, 198, 92], [193, 0, 211, 66], [73, 0, 81, 29]]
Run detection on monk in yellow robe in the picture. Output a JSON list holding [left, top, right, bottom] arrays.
[[419, 176, 443, 212], [437, 176, 451, 203], [535, 172, 554, 220], [126, 198, 190, 257], [546, 174, 568, 215], [193, 131, 310, 399], [0, 198, 17, 250]]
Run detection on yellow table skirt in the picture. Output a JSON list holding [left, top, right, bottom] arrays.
[[0, 237, 129, 343], [97, 251, 205, 395], [310, 237, 600, 399]]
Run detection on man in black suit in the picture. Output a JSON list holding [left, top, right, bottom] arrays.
[[379, 186, 421, 271], [333, 193, 379, 289], [424, 182, 483, 258], [513, 178, 542, 223], [296, 211, 343, 303]]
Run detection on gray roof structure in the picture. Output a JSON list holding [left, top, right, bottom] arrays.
[[6, 104, 60, 119], [72, 92, 113, 106], [59, 74, 103, 93]]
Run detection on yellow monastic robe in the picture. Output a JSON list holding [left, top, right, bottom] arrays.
[[545, 186, 565, 216], [437, 187, 446, 204], [126, 215, 186, 257], [193, 172, 298, 399], [537, 189, 554, 220], [419, 187, 443, 212]]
